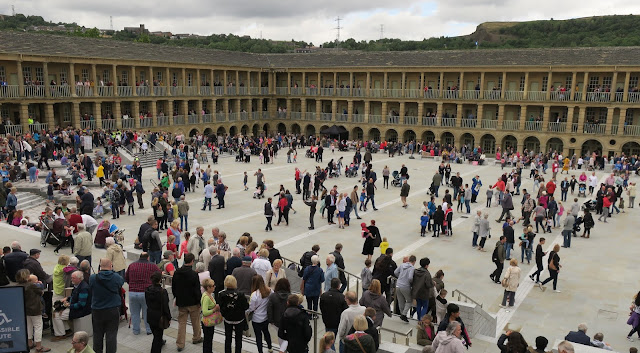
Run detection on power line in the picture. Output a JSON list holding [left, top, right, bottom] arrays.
[[334, 16, 342, 47]]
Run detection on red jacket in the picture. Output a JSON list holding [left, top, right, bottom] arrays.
[[278, 197, 288, 212], [603, 197, 612, 208]]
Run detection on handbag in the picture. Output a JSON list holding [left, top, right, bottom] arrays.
[[548, 253, 557, 271], [202, 296, 223, 327], [501, 277, 509, 288], [354, 334, 367, 353], [159, 289, 171, 329]]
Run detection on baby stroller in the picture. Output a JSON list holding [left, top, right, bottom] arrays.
[[327, 167, 339, 179], [391, 171, 402, 187], [305, 149, 314, 158], [39, 215, 59, 247], [582, 200, 596, 212], [345, 165, 359, 178], [253, 183, 266, 199], [573, 216, 583, 234], [429, 182, 436, 195], [44, 218, 68, 247], [578, 183, 587, 197]]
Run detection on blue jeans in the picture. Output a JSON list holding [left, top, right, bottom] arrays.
[[351, 203, 360, 218], [433, 185, 440, 197], [180, 215, 188, 230], [157, 169, 161, 179], [521, 244, 532, 263], [562, 230, 572, 248], [415, 298, 429, 321], [453, 188, 459, 201], [465, 200, 470, 213], [365, 195, 376, 209], [202, 197, 212, 210], [149, 250, 162, 264], [129, 292, 151, 334], [561, 190, 568, 202], [472, 232, 479, 247], [505, 242, 513, 259]]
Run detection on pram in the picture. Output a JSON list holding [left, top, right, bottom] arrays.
[[327, 167, 339, 179], [573, 216, 583, 234], [305, 149, 314, 158], [253, 184, 266, 199], [45, 218, 68, 247], [391, 171, 402, 187], [582, 199, 596, 212], [429, 182, 436, 195], [345, 165, 359, 178], [578, 183, 586, 197], [39, 215, 59, 247]]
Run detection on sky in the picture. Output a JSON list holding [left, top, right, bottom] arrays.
[[5, 1, 640, 45]]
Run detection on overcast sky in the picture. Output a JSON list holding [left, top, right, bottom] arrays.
[[5, 1, 640, 44]]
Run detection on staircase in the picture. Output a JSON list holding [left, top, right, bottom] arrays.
[[16, 192, 48, 210], [118, 141, 165, 168]]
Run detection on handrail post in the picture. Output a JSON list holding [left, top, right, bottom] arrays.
[[313, 316, 318, 353]]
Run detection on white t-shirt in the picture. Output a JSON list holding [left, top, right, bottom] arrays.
[[81, 214, 98, 229]]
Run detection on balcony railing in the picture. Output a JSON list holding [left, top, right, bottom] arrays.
[[422, 116, 437, 126], [443, 90, 459, 99], [423, 89, 440, 99], [387, 89, 402, 98], [29, 122, 48, 133], [387, 116, 399, 124], [151, 86, 165, 96], [527, 91, 546, 101], [291, 87, 302, 96], [548, 122, 567, 133], [614, 92, 624, 102], [0, 85, 20, 98], [173, 115, 185, 125], [629, 92, 640, 103], [81, 120, 96, 130], [461, 118, 477, 128], [200, 86, 211, 95], [157, 115, 169, 126], [483, 90, 501, 100], [260, 87, 269, 95], [75, 86, 93, 97], [623, 125, 640, 136], [251, 112, 261, 120], [583, 123, 605, 134], [240, 112, 249, 121], [276, 87, 287, 95], [117, 86, 132, 97], [550, 91, 571, 101], [249, 88, 260, 95], [406, 89, 420, 99], [502, 120, 520, 130], [320, 88, 334, 96], [305, 88, 318, 96], [352, 114, 364, 123], [586, 92, 610, 102], [336, 114, 348, 122], [574, 92, 582, 101], [228, 113, 238, 121], [525, 121, 543, 131], [202, 114, 212, 123], [4, 124, 22, 136], [320, 113, 332, 121], [23, 85, 45, 97], [215, 113, 226, 122], [136, 86, 150, 96], [170, 86, 183, 96], [461, 90, 480, 100], [262, 111, 269, 119], [370, 89, 384, 98], [140, 117, 153, 128], [290, 112, 302, 120], [337, 88, 350, 97], [188, 115, 199, 124], [441, 117, 456, 127], [121, 118, 134, 129], [183, 86, 198, 96], [98, 86, 113, 97], [481, 120, 498, 129], [213, 86, 225, 95], [237, 87, 248, 95], [404, 116, 418, 125], [571, 123, 579, 133], [102, 119, 116, 130], [505, 91, 523, 101], [50, 86, 70, 98], [369, 115, 382, 124], [305, 112, 316, 121], [353, 88, 365, 97], [277, 112, 286, 119]]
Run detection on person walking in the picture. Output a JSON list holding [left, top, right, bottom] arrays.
[[496, 192, 514, 223], [539, 244, 562, 292], [171, 253, 203, 351], [177, 195, 189, 231], [125, 252, 160, 336], [264, 197, 276, 231], [529, 237, 547, 283], [219, 275, 250, 353], [500, 259, 521, 308], [478, 213, 490, 251], [350, 185, 362, 220], [490, 236, 507, 284], [145, 272, 171, 353], [562, 214, 575, 248], [394, 255, 416, 322], [89, 258, 125, 353], [320, 278, 348, 340], [400, 179, 410, 208], [412, 257, 435, 321]]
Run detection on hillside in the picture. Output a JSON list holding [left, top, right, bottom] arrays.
[[2, 13, 640, 52]]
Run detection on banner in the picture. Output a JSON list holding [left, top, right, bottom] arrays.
[[0, 286, 28, 352]]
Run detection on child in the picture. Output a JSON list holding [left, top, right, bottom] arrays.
[[443, 206, 453, 236], [126, 188, 135, 216], [379, 237, 389, 254], [486, 186, 494, 208], [243, 171, 248, 191], [435, 289, 448, 323], [293, 150, 297, 163], [420, 212, 429, 237], [620, 197, 625, 213], [60, 201, 69, 213], [359, 189, 366, 211], [166, 234, 178, 269], [360, 259, 372, 292], [47, 181, 54, 206]]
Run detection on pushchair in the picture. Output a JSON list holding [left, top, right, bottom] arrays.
[[578, 183, 586, 197], [39, 215, 59, 247], [582, 200, 596, 212], [327, 167, 339, 179], [305, 149, 314, 158], [573, 216, 583, 234], [45, 218, 68, 247], [391, 171, 402, 187], [253, 183, 266, 199], [345, 165, 359, 178]]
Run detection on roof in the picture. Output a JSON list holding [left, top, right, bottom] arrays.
[[1, 31, 639, 69]]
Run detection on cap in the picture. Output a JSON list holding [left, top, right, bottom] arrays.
[[242, 256, 252, 262], [163, 250, 173, 259], [30, 249, 42, 256]]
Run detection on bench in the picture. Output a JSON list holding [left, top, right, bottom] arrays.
[[421, 151, 435, 159]]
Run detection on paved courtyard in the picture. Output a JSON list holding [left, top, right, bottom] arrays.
[[3, 148, 639, 353]]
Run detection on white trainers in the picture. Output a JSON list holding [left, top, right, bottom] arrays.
[[627, 337, 634, 342], [554, 289, 562, 293]]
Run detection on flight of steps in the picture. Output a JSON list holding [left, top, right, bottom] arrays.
[[119, 146, 164, 168], [16, 192, 48, 210]]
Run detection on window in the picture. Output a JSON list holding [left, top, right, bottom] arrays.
[[156, 71, 163, 82], [139, 71, 145, 82], [497, 76, 503, 90], [0, 66, 5, 82], [35, 67, 44, 83], [60, 67, 68, 83], [519, 76, 525, 91], [103, 103, 112, 115], [102, 69, 110, 83], [565, 76, 573, 89], [172, 73, 178, 85], [188, 101, 194, 110], [140, 102, 148, 113], [542, 76, 548, 91], [28, 104, 37, 118], [187, 73, 193, 86], [173, 101, 179, 112], [0, 107, 9, 120], [121, 71, 128, 84], [23, 66, 32, 81], [602, 76, 612, 88], [629, 76, 639, 89], [81, 69, 89, 82], [63, 104, 71, 123], [588, 76, 599, 92], [201, 73, 207, 85], [625, 110, 634, 125]]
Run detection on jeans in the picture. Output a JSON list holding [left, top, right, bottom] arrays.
[[396, 286, 412, 316], [252, 320, 272, 353], [505, 242, 513, 259], [150, 325, 164, 353], [129, 292, 151, 334], [501, 290, 515, 306], [149, 250, 162, 264], [351, 203, 360, 218], [415, 298, 429, 321], [307, 296, 319, 311], [598, 207, 610, 221], [365, 195, 376, 209], [532, 263, 543, 282], [465, 200, 470, 213], [562, 230, 572, 248], [433, 185, 440, 197], [472, 232, 479, 247], [561, 190, 568, 202], [157, 169, 161, 179], [541, 269, 559, 290], [203, 197, 212, 210], [491, 261, 504, 281], [521, 246, 532, 263], [203, 324, 215, 353], [453, 188, 459, 201], [224, 321, 244, 353], [265, 216, 273, 231], [180, 215, 188, 230], [92, 307, 120, 353]]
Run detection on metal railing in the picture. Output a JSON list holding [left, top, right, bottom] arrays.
[[527, 91, 546, 101], [291, 112, 302, 120], [157, 115, 169, 126], [369, 115, 382, 124], [352, 114, 364, 123], [370, 89, 384, 98], [484, 90, 501, 100], [75, 86, 93, 97], [280, 256, 361, 298], [525, 121, 543, 131], [227, 87, 236, 95], [117, 86, 132, 97], [422, 116, 437, 126], [98, 86, 113, 97], [423, 89, 439, 99], [320, 88, 334, 96], [550, 91, 571, 101], [173, 115, 185, 125], [305, 87, 318, 96], [229, 113, 238, 121], [387, 89, 402, 98], [481, 120, 498, 129], [461, 90, 479, 100], [277, 112, 287, 119], [504, 91, 523, 101], [629, 92, 640, 103], [23, 85, 45, 97], [152, 86, 166, 96], [122, 118, 135, 129], [136, 86, 150, 96], [214, 86, 225, 95], [200, 86, 211, 95], [320, 113, 332, 121], [574, 92, 582, 101], [624, 125, 640, 136], [614, 92, 624, 102], [547, 122, 566, 133], [238, 87, 248, 95], [611, 125, 619, 135], [275, 87, 287, 95], [583, 123, 605, 134], [443, 90, 459, 99], [202, 114, 213, 123], [404, 116, 418, 125], [4, 124, 22, 136], [503, 120, 520, 130], [170, 86, 183, 96], [0, 85, 20, 98], [251, 112, 261, 120], [451, 289, 483, 308], [188, 115, 199, 124], [28, 123, 48, 133], [353, 88, 365, 97], [461, 118, 477, 128], [258, 87, 268, 95], [102, 119, 116, 130], [249, 87, 260, 95], [571, 123, 579, 133], [80, 120, 96, 130], [380, 325, 414, 346], [337, 88, 350, 97], [50, 86, 70, 98], [441, 117, 456, 127], [262, 111, 269, 119], [216, 113, 226, 122], [586, 92, 610, 102], [240, 112, 249, 121], [304, 112, 316, 121], [336, 114, 348, 122], [140, 117, 153, 128], [387, 116, 399, 124], [405, 89, 420, 99]]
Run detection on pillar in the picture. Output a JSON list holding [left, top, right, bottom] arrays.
[[20, 103, 29, 131], [479, 72, 485, 99], [420, 72, 425, 91], [131, 66, 137, 96], [165, 68, 171, 95], [94, 102, 102, 127], [235, 71, 240, 89], [317, 72, 321, 91], [333, 72, 337, 95], [42, 62, 50, 97], [477, 104, 484, 125], [571, 72, 578, 100], [364, 101, 370, 123], [581, 72, 589, 102], [196, 100, 203, 124], [349, 72, 354, 95], [114, 102, 122, 129], [196, 69, 201, 92], [577, 106, 586, 132], [456, 104, 463, 127], [545, 72, 553, 100], [366, 72, 371, 97], [401, 72, 406, 97], [168, 100, 175, 126], [91, 64, 98, 97], [459, 72, 465, 92], [16, 61, 24, 97], [523, 72, 529, 99], [287, 72, 291, 95], [381, 101, 388, 122], [301, 72, 306, 92], [605, 107, 614, 135], [497, 104, 505, 127], [399, 102, 406, 121], [618, 108, 627, 135], [315, 98, 322, 119], [610, 72, 618, 102], [210, 70, 215, 93], [69, 63, 76, 96], [301, 99, 307, 117], [436, 102, 443, 125], [45, 103, 55, 128], [347, 100, 353, 121], [383, 72, 388, 97], [112, 65, 118, 96], [501, 72, 507, 99], [331, 100, 337, 121], [623, 72, 631, 102], [148, 66, 154, 96], [246, 71, 251, 91], [542, 105, 550, 130], [519, 104, 528, 127], [150, 101, 158, 127], [286, 99, 292, 119], [71, 102, 81, 129], [417, 103, 424, 120], [132, 101, 140, 128], [439, 72, 445, 98]]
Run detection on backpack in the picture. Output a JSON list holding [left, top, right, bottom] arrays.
[[298, 251, 314, 277]]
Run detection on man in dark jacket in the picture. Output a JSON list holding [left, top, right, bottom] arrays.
[[232, 257, 257, 295], [411, 257, 434, 321], [565, 323, 591, 346], [79, 188, 94, 216], [23, 249, 52, 285], [331, 243, 347, 292], [89, 258, 125, 353], [207, 246, 225, 298], [496, 192, 514, 223], [264, 240, 281, 264], [490, 236, 507, 284], [3, 241, 28, 282], [67, 270, 92, 320], [299, 244, 320, 277], [319, 278, 348, 337], [373, 248, 397, 302], [347, 307, 380, 351], [226, 248, 243, 276], [171, 253, 203, 350], [503, 219, 515, 260], [278, 295, 312, 352], [137, 216, 154, 250]]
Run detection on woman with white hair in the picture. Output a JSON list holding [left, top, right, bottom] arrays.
[[105, 237, 126, 278], [433, 321, 465, 353], [301, 254, 324, 311], [477, 213, 490, 252], [195, 262, 210, 294]]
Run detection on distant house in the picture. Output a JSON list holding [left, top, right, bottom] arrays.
[[124, 24, 148, 35]]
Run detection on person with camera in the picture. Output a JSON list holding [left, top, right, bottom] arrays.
[[52, 271, 91, 342]]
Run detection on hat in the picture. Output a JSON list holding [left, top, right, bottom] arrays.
[[163, 250, 173, 259], [242, 256, 252, 262], [30, 249, 41, 256]]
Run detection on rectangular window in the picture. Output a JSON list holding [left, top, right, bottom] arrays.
[[0, 107, 9, 120], [140, 102, 148, 113], [172, 73, 178, 85], [187, 73, 193, 86], [35, 67, 44, 83], [156, 71, 163, 82], [63, 104, 71, 123], [588, 76, 599, 91], [23, 67, 32, 81], [0, 66, 5, 82], [565, 76, 573, 89], [625, 110, 634, 125], [630, 76, 639, 89], [602, 76, 612, 88], [173, 101, 179, 112], [121, 71, 128, 84], [60, 67, 68, 83], [139, 71, 145, 82], [201, 73, 207, 85], [81, 68, 89, 82], [103, 103, 112, 115], [542, 76, 548, 91], [497, 76, 503, 90], [519, 76, 525, 91], [102, 69, 110, 83]]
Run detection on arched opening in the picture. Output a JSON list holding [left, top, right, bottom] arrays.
[[480, 134, 496, 154], [252, 124, 260, 137], [203, 128, 213, 136], [305, 124, 316, 137], [403, 129, 416, 143], [352, 127, 364, 141], [277, 123, 287, 134], [441, 132, 455, 147], [547, 138, 564, 154], [385, 129, 398, 143], [422, 131, 435, 143], [622, 141, 640, 156], [262, 123, 270, 135], [241, 125, 249, 136], [524, 136, 541, 153], [291, 123, 301, 135], [320, 125, 330, 137], [369, 128, 381, 142], [502, 135, 518, 152], [216, 126, 226, 136], [189, 128, 199, 137], [581, 139, 603, 157], [229, 126, 237, 136], [461, 133, 475, 148]]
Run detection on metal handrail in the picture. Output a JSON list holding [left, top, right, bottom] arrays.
[[451, 289, 482, 308], [281, 256, 362, 298], [379, 325, 414, 345]]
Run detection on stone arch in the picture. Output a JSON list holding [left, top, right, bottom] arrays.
[[241, 124, 249, 136], [188, 128, 199, 137], [277, 123, 287, 134], [229, 126, 237, 136], [352, 127, 364, 141], [305, 124, 316, 137], [385, 129, 398, 143], [291, 123, 301, 135], [622, 141, 640, 156], [320, 125, 330, 136], [216, 126, 226, 135], [441, 131, 455, 147], [480, 134, 496, 154], [203, 128, 213, 136], [524, 136, 541, 153], [403, 129, 416, 143], [422, 130, 435, 143], [262, 123, 270, 135], [460, 133, 475, 148], [252, 124, 260, 137], [501, 135, 518, 152], [546, 137, 564, 154], [581, 139, 603, 157], [369, 128, 381, 142]]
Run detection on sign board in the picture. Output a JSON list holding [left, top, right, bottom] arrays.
[[0, 286, 28, 353], [82, 135, 93, 152]]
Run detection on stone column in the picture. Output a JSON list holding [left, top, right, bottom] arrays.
[[419, 72, 425, 91], [571, 72, 578, 100], [315, 98, 322, 120], [167, 100, 174, 126], [196, 100, 203, 125], [604, 107, 614, 135], [235, 71, 240, 89], [286, 98, 292, 119], [581, 72, 589, 102], [476, 104, 484, 126], [618, 108, 627, 135], [331, 100, 337, 121], [479, 72, 485, 99], [347, 100, 353, 121], [501, 72, 507, 99], [542, 105, 550, 131], [181, 68, 186, 95], [91, 64, 98, 96], [610, 72, 618, 102], [623, 72, 631, 102], [456, 104, 463, 127], [150, 101, 158, 127], [42, 62, 50, 98], [576, 106, 586, 132], [366, 72, 371, 97], [459, 72, 465, 92], [69, 63, 76, 96], [19, 103, 29, 131], [401, 72, 406, 98], [94, 102, 102, 128], [349, 72, 354, 96], [301, 99, 307, 119], [287, 72, 291, 95], [165, 68, 171, 96], [132, 66, 138, 96], [112, 65, 118, 97], [399, 102, 406, 124], [45, 103, 55, 128], [301, 72, 306, 93], [16, 61, 24, 97], [71, 102, 81, 129], [523, 72, 529, 99], [333, 72, 337, 95], [381, 101, 388, 123], [149, 66, 154, 96], [417, 103, 424, 121], [497, 104, 505, 128], [196, 69, 201, 94], [545, 72, 553, 100], [439, 72, 445, 98], [519, 104, 528, 129], [317, 72, 321, 90], [133, 101, 140, 128], [114, 102, 122, 129], [383, 72, 388, 97], [436, 102, 443, 125], [364, 101, 370, 123]]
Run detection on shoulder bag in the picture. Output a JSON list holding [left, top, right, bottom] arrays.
[[354, 334, 367, 353], [159, 289, 171, 329], [202, 293, 222, 327]]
